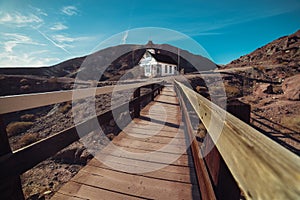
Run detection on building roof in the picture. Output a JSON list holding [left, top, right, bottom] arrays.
[[149, 52, 177, 65]]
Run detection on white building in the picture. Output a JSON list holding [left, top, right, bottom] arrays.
[[139, 49, 178, 77]]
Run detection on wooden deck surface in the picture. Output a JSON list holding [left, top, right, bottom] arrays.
[[51, 85, 200, 200]]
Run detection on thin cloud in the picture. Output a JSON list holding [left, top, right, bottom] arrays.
[[0, 50, 60, 67], [34, 28, 72, 55], [52, 34, 75, 43], [2, 33, 45, 53], [61, 6, 79, 16], [122, 30, 129, 44], [0, 12, 43, 27], [50, 22, 68, 31], [29, 5, 48, 16]]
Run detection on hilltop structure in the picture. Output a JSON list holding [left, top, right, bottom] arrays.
[[139, 49, 178, 77]]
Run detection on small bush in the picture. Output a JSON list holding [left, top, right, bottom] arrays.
[[59, 101, 72, 114], [281, 116, 300, 132], [6, 122, 34, 137], [225, 85, 242, 97], [19, 133, 39, 147], [20, 114, 35, 122]]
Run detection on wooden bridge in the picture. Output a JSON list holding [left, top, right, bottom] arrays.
[[0, 79, 299, 200]]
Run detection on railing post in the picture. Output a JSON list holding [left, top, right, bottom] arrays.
[[0, 116, 25, 200], [133, 87, 141, 118], [151, 84, 155, 101]]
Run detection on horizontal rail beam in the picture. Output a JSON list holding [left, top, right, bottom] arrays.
[[0, 81, 162, 114], [174, 80, 300, 200]]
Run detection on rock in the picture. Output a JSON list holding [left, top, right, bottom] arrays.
[[282, 74, 300, 100], [106, 133, 115, 140], [53, 147, 87, 164], [253, 83, 273, 96]]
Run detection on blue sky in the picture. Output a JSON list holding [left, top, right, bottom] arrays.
[[0, 0, 299, 67]]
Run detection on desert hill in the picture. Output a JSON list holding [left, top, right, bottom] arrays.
[[0, 42, 216, 81], [225, 29, 300, 69]]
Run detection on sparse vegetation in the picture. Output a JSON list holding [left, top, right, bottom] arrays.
[[59, 101, 72, 114], [6, 121, 34, 137], [19, 133, 39, 147], [281, 116, 300, 132], [225, 85, 242, 97], [20, 114, 36, 122]]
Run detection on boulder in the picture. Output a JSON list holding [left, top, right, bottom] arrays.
[[282, 74, 300, 100], [253, 83, 273, 96]]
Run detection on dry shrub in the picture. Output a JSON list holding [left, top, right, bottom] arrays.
[[19, 133, 39, 147], [225, 85, 242, 97], [6, 122, 34, 137], [281, 116, 300, 132], [20, 114, 35, 122], [272, 85, 283, 94], [59, 101, 72, 114]]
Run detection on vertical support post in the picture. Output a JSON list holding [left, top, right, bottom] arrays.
[[0, 116, 25, 200], [133, 87, 141, 118], [151, 84, 155, 101]]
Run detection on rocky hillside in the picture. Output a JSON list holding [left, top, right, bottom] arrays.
[[225, 29, 300, 69], [0, 42, 217, 81]]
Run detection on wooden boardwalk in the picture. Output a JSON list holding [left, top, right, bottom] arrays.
[[51, 85, 200, 200]]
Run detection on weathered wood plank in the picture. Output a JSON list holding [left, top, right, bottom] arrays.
[[83, 164, 197, 184], [71, 169, 200, 200], [175, 80, 300, 200], [88, 158, 193, 176], [55, 181, 143, 200]]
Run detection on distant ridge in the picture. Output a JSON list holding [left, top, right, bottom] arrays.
[[0, 43, 216, 81]]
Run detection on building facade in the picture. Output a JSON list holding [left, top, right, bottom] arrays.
[[139, 49, 178, 77]]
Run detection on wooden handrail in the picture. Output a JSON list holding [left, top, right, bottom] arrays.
[[0, 82, 164, 179], [174, 80, 300, 200], [0, 80, 162, 114]]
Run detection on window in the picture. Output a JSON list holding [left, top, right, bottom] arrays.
[[145, 65, 151, 73], [169, 66, 172, 74], [165, 65, 168, 73]]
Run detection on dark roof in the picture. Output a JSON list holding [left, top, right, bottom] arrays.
[[149, 52, 177, 65]]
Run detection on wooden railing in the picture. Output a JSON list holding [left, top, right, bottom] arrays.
[[0, 81, 164, 200], [174, 80, 300, 200]]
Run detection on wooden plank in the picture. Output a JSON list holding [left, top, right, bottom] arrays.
[[95, 145, 192, 167], [83, 164, 198, 184], [55, 181, 143, 200], [0, 80, 162, 114], [175, 80, 300, 200], [51, 192, 87, 200], [71, 169, 200, 199], [88, 158, 193, 176], [114, 131, 187, 146], [112, 137, 188, 155]]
